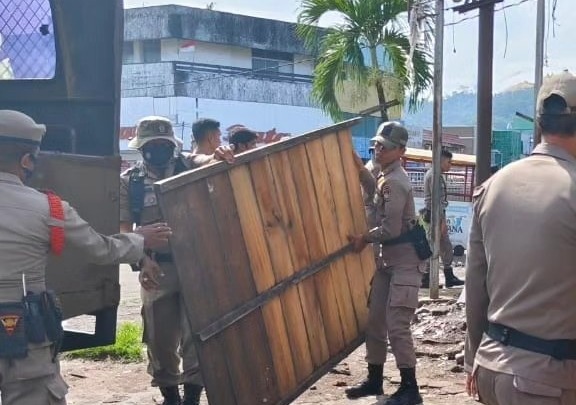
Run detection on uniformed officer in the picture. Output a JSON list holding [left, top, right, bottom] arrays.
[[421, 149, 464, 288], [120, 116, 233, 405], [0, 110, 169, 405], [347, 122, 423, 405], [465, 71, 576, 404]]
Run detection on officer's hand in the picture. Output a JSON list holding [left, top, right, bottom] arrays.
[[214, 145, 235, 164], [347, 234, 368, 253], [352, 151, 364, 172], [139, 256, 164, 290], [465, 372, 478, 398], [136, 222, 172, 251]]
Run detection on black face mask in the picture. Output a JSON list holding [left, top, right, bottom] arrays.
[[142, 143, 175, 168]]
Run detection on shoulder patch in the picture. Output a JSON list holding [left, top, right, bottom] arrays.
[[472, 185, 485, 201], [381, 184, 391, 202]]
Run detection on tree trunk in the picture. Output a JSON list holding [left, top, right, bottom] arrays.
[[369, 45, 389, 122]]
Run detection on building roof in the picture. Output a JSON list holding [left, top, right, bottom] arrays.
[[404, 147, 476, 166], [422, 129, 466, 146], [124, 5, 326, 56]]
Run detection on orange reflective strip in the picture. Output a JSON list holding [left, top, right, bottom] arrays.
[[45, 191, 65, 256]]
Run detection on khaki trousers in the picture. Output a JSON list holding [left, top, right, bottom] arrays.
[[424, 219, 453, 271], [365, 265, 421, 368], [476, 366, 576, 405], [0, 343, 68, 405], [141, 263, 202, 387]]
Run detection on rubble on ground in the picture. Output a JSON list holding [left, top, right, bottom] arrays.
[[412, 298, 466, 371]]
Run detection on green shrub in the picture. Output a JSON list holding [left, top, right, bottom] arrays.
[[65, 322, 144, 362]]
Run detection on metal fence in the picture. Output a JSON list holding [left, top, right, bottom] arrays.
[[0, 0, 56, 80]]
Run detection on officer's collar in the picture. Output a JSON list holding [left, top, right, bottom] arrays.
[[0, 172, 23, 185], [531, 142, 576, 165], [381, 160, 401, 176]]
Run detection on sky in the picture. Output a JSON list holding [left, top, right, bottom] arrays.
[[123, 0, 576, 96]]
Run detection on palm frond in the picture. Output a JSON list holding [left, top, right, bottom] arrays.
[[312, 29, 368, 120]]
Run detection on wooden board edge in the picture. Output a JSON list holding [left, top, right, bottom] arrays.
[[154, 118, 362, 193], [277, 335, 366, 405]]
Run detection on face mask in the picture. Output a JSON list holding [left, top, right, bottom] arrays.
[[142, 143, 175, 167]]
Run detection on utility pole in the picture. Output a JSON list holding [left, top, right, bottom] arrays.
[[475, 4, 496, 184], [533, 0, 545, 147], [430, 0, 444, 299], [452, 0, 502, 184]]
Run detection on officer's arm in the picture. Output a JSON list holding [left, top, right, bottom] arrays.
[[61, 200, 145, 265], [119, 176, 134, 233], [424, 170, 432, 210], [364, 179, 406, 243], [359, 166, 376, 202], [464, 196, 489, 374]]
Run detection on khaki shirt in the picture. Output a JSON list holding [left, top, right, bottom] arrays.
[[119, 154, 212, 252], [361, 161, 378, 228], [365, 160, 420, 266], [423, 168, 448, 211], [0, 172, 144, 302], [464, 143, 576, 389]]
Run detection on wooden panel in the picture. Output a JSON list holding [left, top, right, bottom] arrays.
[[155, 119, 374, 405], [337, 133, 376, 299], [229, 165, 297, 396], [286, 145, 345, 356]]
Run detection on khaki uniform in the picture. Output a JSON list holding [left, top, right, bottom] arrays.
[[464, 143, 576, 404], [364, 160, 422, 367], [0, 172, 144, 405], [423, 169, 453, 267], [120, 155, 207, 388]]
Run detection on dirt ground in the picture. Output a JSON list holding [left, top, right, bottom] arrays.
[[61, 265, 476, 405]]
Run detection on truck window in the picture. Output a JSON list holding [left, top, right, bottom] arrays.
[[0, 0, 56, 80]]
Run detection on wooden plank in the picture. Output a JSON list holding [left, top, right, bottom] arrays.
[[322, 133, 368, 329], [287, 144, 345, 356], [155, 118, 362, 194], [249, 157, 314, 383], [171, 181, 256, 404], [156, 185, 236, 405], [269, 151, 330, 368], [337, 132, 376, 300], [306, 138, 359, 344], [207, 172, 280, 403], [229, 165, 297, 397]]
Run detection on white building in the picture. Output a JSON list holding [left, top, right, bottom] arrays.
[[120, 5, 335, 155]]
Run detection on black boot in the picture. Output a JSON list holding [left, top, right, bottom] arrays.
[[345, 363, 384, 399], [159, 386, 181, 405], [385, 368, 422, 405], [444, 266, 464, 288], [182, 384, 203, 405], [421, 273, 429, 289]]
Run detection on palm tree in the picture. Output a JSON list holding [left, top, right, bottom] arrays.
[[297, 0, 434, 122]]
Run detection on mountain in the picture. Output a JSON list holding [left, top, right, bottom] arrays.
[[404, 85, 536, 130]]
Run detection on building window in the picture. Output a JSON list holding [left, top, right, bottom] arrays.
[[122, 41, 134, 64], [142, 39, 161, 63], [252, 49, 293, 75]]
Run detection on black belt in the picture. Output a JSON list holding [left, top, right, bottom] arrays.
[[487, 322, 576, 360], [153, 253, 173, 263]]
